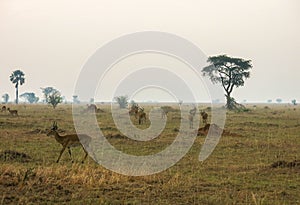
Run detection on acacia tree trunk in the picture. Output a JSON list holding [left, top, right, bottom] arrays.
[[225, 93, 246, 111], [225, 92, 236, 110]]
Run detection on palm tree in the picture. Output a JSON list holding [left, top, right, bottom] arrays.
[[10, 70, 25, 104]]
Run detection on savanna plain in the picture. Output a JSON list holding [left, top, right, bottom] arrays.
[[0, 104, 299, 205]]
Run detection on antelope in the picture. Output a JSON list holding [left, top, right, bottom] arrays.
[[188, 107, 197, 129], [47, 121, 92, 163], [129, 104, 147, 124], [87, 104, 97, 112], [200, 111, 208, 125], [129, 104, 139, 118], [1, 106, 6, 112], [81, 104, 97, 114], [161, 107, 168, 119], [7, 108, 18, 116], [136, 107, 146, 125]]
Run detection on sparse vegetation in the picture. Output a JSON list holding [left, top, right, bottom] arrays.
[[276, 98, 282, 103], [0, 104, 299, 204]]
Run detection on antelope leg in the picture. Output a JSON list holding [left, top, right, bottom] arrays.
[[68, 147, 74, 163], [57, 145, 67, 163], [81, 148, 88, 163]]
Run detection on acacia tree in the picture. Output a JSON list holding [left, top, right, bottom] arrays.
[[41, 87, 56, 103], [114, 95, 128, 108], [202, 55, 252, 110], [10, 70, 25, 104], [20, 92, 39, 104], [48, 90, 63, 109]]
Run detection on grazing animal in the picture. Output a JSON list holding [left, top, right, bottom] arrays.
[[129, 104, 139, 118], [87, 104, 97, 112], [136, 107, 146, 125], [197, 123, 222, 136], [188, 114, 194, 129], [47, 121, 92, 163], [188, 107, 197, 129], [7, 108, 18, 116], [161, 107, 169, 119], [200, 111, 208, 125], [1, 106, 6, 112], [129, 104, 147, 124]]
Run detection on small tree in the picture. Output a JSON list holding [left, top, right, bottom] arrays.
[[41, 87, 57, 103], [130, 100, 138, 107], [2, 94, 9, 104], [267, 99, 272, 103], [114, 95, 128, 108], [20, 92, 39, 104], [202, 55, 252, 110], [47, 90, 62, 109], [212, 99, 220, 104], [10, 70, 25, 104], [73, 95, 80, 104], [291, 99, 297, 105], [62, 96, 67, 104], [276, 98, 282, 104]]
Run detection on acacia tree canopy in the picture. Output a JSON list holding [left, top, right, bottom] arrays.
[[41, 87, 57, 103], [48, 90, 62, 109], [202, 55, 252, 110], [20, 92, 39, 103], [114, 95, 128, 109]]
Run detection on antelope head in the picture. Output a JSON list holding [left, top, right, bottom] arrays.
[[47, 121, 58, 136]]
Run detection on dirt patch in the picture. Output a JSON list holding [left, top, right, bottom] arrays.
[[105, 133, 128, 139], [271, 160, 300, 168], [197, 123, 244, 137], [173, 128, 179, 132], [25, 129, 43, 134], [101, 127, 118, 131], [0, 150, 31, 162]]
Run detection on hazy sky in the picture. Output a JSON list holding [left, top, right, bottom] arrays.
[[0, 0, 299, 103]]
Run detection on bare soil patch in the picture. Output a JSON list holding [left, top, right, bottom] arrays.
[[0, 150, 31, 162], [271, 160, 300, 168]]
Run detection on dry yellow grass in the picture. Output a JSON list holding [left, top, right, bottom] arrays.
[[0, 103, 299, 204]]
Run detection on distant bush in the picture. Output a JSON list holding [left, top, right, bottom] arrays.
[[114, 96, 128, 109]]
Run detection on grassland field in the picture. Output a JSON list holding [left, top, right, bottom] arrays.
[[0, 103, 299, 204]]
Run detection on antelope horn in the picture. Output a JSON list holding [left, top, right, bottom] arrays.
[[52, 121, 58, 130]]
